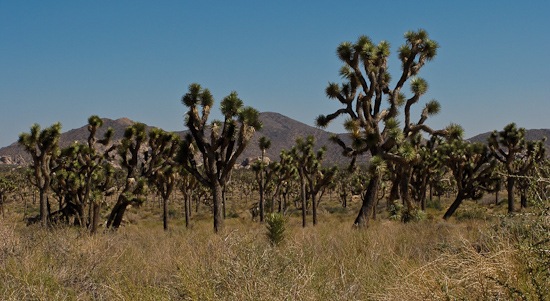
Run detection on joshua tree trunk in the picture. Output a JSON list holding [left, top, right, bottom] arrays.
[[419, 174, 428, 211], [222, 184, 226, 220], [270, 194, 275, 215], [39, 189, 49, 226], [75, 200, 85, 227], [184, 194, 191, 228], [310, 181, 318, 226], [387, 173, 401, 210], [107, 195, 130, 229], [520, 190, 527, 208], [400, 167, 414, 215], [354, 174, 380, 227], [507, 177, 515, 213], [163, 196, 169, 231], [90, 202, 100, 234], [443, 192, 465, 220], [300, 176, 307, 228], [87, 197, 93, 227], [259, 180, 265, 222], [212, 182, 224, 233]]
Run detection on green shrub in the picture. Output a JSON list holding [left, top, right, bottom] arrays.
[[226, 211, 240, 219], [388, 202, 403, 221], [456, 207, 486, 221], [265, 213, 286, 246], [402, 208, 427, 223], [426, 199, 442, 210]]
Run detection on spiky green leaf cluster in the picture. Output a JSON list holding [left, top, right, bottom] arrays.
[[368, 155, 387, 176], [424, 99, 441, 116], [336, 42, 353, 63], [259, 136, 271, 151], [410, 77, 428, 95], [239, 107, 262, 130], [395, 93, 406, 107], [221, 91, 243, 118], [181, 83, 214, 108], [384, 118, 404, 143], [398, 142, 417, 162]]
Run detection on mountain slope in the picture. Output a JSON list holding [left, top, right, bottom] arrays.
[[468, 129, 550, 146], [0, 113, 358, 166], [0, 118, 157, 165], [238, 112, 357, 166], [4, 114, 549, 166]]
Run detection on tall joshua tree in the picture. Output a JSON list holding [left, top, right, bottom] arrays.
[[178, 83, 262, 233], [106, 123, 149, 229], [85, 116, 116, 233], [179, 168, 201, 228], [270, 150, 297, 214], [142, 128, 180, 231], [316, 30, 444, 227], [0, 176, 16, 218], [291, 136, 336, 227], [488, 123, 546, 213], [438, 127, 499, 219], [51, 116, 115, 232], [253, 136, 271, 222], [19, 122, 62, 226]]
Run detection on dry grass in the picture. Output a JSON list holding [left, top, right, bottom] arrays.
[[1, 210, 546, 300], [0, 191, 547, 300]]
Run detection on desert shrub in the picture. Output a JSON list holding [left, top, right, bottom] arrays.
[[226, 211, 240, 219], [265, 213, 286, 246], [388, 202, 403, 221], [402, 208, 427, 223], [426, 199, 442, 210], [455, 206, 487, 221], [491, 210, 550, 300]]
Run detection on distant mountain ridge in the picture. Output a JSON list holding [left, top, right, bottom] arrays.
[[242, 112, 357, 166], [0, 118, 156, 165], [468, 129, 550, 145], [467, 128, 550, 158], [2, 114, 548, 167], [0, 113, 359, 166]]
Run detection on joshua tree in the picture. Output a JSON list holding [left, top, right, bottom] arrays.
[[291, 136, 336, 226], [316, 30, 444, 227], [178, 83, 262, 233], [142, 128, 180, 231], [0, 176, 16, 218], [410, 136, 442, 210], [270, 150, 298, 214], [18, 122, 62, 226], [438, 127, 498, 219], [179, 168, 202, 228], [106, 123, 149, 229], [488, 123, 546, 212], [232, 169, 256, 205], [252, 136, 271, 222], [50, 116, 116, 232], [84, 116, 117, 233]]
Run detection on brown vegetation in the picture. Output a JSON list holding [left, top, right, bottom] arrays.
[[0, 191, 547, 300]]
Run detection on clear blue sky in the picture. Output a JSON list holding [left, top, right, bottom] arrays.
[[1, 1, 549, 148]]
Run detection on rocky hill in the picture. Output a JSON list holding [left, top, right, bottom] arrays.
[[4, 115, 549, 167], [468, 129, 550, 148], [241, 112, 359, 166], [0, 118, 156, 165], [0, 113, 360, 167]]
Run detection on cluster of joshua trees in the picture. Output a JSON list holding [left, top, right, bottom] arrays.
[[2, 30, 547, 233]]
